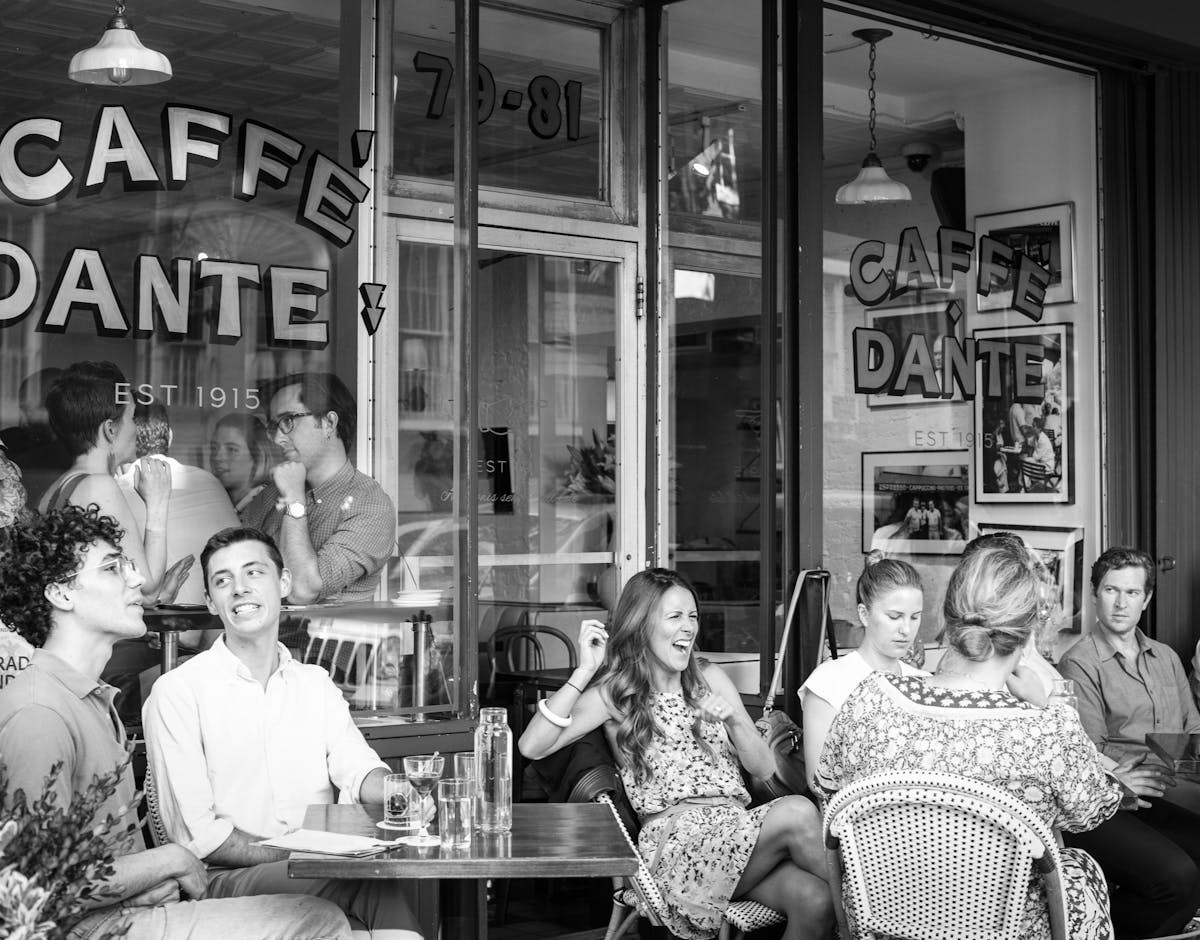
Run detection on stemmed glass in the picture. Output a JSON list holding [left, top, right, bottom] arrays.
[[401, 754, 444, 847]]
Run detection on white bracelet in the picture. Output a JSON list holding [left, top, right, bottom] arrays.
[[537, 697, 572, 728]]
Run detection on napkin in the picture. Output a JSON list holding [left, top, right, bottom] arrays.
[[255, 829, 394, 857]]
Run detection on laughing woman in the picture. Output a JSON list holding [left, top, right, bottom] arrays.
[[518, 568, 832, 940]]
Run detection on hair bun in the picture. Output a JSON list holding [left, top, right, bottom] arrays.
[[865, 549, 886, 567]]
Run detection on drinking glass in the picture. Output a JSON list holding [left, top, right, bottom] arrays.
[[382, 773, 417, 830], [454, 753, 481, 822], [1048, 678, 1077, 713], [438, 777, 473, 847], [401, 754, 444, 846]]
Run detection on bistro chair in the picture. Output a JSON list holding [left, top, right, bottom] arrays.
[[143, 765, 171, 849], [823, 770, 1068, 940], [1017, 456, 1062, 493], [485, 623, 578, 701]]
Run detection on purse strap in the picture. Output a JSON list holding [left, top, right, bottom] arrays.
[[763, 569, 829, 715]]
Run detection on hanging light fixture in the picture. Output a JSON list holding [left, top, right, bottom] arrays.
[[69, 1, 172, 86], [835, 28, 911, 206]]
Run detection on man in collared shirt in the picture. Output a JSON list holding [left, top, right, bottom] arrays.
[[0, 505, 350, 940], [242, 372, 395, 605], [142, 526, 420, 940], [1057, 546, 1200, 938]]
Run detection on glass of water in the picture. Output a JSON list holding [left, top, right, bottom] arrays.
[[1048, 678, 1078, 713], [438, 777, 473, 847], [454, 753, 481, 821], [382, 773, 417, 830]]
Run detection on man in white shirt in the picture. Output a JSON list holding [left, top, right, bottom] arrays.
[[143, 527, 421, 940]]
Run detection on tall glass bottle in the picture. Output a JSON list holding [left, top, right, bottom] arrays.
[[475, 706, 512, 832]]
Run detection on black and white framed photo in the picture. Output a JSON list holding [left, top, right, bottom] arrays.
[[974, 202, 1075, 312], [973, 323, 1072, 504], [978, 523, 1084, 633], [862, 450, 970, 555], [864, 301, 965, 407]]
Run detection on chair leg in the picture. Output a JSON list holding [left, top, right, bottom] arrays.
[[716, 922, 734, 940], [604, 901, 639, 940]]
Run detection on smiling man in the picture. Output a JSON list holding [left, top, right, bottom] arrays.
[[1057, 546, 1200, 939], [0, 507, 351, 940], [142, 526, 420, 940], [241, 372, 395, 605]]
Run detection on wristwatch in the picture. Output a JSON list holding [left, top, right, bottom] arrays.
[[284, 500, 307, 520]]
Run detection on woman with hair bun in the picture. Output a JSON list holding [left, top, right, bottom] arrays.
[[800, 551, 926, 787], [518, 568, 833, 940], [813, 540, 1121, 939]]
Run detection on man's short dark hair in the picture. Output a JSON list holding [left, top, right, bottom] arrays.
[[0, 505, 124, 647], [133, 403, 171, 457], [201, 526, 285, 587], [272, 372, 356, 451], [1091, 546, 1156, 595], [45, 361, 128, 458]]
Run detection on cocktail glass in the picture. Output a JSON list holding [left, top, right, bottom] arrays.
[[401, 754, 445, 847]]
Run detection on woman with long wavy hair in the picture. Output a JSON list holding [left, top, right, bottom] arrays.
[[519, 568, 832, 940]]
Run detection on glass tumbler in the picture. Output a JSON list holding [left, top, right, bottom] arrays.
[[438, 777, 473, 847]]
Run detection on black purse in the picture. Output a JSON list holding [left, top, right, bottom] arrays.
[[748, 569, 830, 802]]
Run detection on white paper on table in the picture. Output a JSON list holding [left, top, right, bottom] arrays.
[[255, 829, 395, 856]]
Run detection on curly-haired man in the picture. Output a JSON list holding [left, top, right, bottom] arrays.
[[0, 504, 351, 940]]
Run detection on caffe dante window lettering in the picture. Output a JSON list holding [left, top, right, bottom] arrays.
[[0, 104, 372, 348], [851, 226, 1056, 403]]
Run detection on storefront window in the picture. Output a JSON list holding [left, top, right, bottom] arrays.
[[822, 9, 1099, 661], [391, 0, 605, 200]]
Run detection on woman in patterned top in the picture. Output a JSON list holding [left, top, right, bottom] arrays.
[[814, 538, 1121, 940], [519, 568, 832, 940]]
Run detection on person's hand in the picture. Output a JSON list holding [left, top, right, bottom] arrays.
[[134, 457, 172, 508], [272, 461, 307, 503], [122, 878, 180, 908], [158, 844, 209, 900], [1006, 663, 1048, 706], [577, 619, 608, 675], [697, 691, 736, 725], [155, 555, 195, 605], [1113, 754, 1175, 810]]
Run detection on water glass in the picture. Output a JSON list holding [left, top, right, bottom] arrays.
[[383, 773, 415, 829], [438, 777, 473, 847], [1048, 678, 1078, 713], [454, 753, 481, 819]]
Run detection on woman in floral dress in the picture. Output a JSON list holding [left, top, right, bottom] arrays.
[[519, 568, 833, 940], [814, 539, 1120, 940]]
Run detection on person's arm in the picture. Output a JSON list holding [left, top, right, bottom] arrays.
[[202, 829, 289, 868], [1057, 654, 1117, 757], [699, 663, 773, 780], [519, 619, 614, 760], [801, 689, 837, 789], [73, 469, 171, 602], [94, 843, 210, 908], [1047, 709, 1122, 832], [1174, 653, 1200, 735], [271, 461, 323, 603], [141, 677, 236, 861], [320, 676, 389, 801], [308, 480, 396, 603]]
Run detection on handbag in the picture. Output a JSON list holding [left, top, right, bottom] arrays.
[[747, 569, 830, 802]]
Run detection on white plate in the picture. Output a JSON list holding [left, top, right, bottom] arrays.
[[376, 819, 418, 831]]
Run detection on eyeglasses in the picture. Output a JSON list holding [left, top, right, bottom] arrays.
[[267, 412, 314, 436], [69, 554, 139, 581]]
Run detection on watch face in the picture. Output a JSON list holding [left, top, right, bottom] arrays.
[[287, 501, 306, 519]]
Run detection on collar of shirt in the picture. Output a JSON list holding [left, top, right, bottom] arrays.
[[32, 647, 118, 707], [1089, 625, 1154, 662], [209, 634, 298, 684], [307, 459, 355, 504]]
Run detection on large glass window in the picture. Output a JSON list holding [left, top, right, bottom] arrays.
[[821, 8, 1099, 662]]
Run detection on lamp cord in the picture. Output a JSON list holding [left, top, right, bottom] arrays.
[[115, 0, 126, 14], [867, 41, 878, 154]]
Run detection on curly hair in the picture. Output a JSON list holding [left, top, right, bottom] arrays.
[[593, 568, 714, 785], [0, 504, 124, 647]]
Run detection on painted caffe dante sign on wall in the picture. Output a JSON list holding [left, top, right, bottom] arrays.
[[0, 105, 374, 349]]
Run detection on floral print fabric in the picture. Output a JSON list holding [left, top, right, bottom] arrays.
[[618, 691, 772, 940], [815, 673, 1121, 940]]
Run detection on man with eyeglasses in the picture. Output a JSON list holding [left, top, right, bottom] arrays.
[[1057, 546, 1200, 939], [0, 505, 352, 940], [242, 372, 395, 605]]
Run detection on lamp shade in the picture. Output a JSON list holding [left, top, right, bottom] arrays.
[[835, 153, 912, 205], [69, 14, 172, 86]]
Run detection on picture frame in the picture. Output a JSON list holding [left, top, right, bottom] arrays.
[[864, 301, 965, 407], [974, 202, 1075, 312], [862, 450, 970, 555], [977, 523, 1085, 633], [973, 323, 1072, 504]]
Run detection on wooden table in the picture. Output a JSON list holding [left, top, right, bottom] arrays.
[[289, 801, 638, 938]]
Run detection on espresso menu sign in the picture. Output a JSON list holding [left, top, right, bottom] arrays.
[[0, 105, 371, 348]]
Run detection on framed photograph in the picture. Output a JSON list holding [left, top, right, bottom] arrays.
[[973, 323, 1072, 504], [862, 450, 970, 555], [978, 523, 1085, 633], [865, 302, 965, 407], [974, 202, 1075, 311]]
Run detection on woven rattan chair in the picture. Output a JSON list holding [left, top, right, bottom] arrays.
[[597, 793, 786, 940], [143, 765, 171, 848], [822, 770, 1069, 940]]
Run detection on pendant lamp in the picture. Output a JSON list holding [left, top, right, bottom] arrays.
[[835, 28, 911, 206], [69, 1, 172, 86]]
